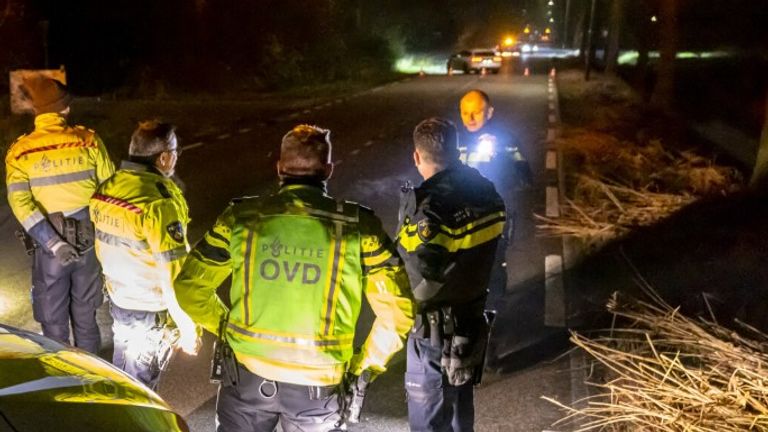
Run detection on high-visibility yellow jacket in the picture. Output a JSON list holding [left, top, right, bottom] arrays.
[[5, 113, 115, 247], [90, 161, 190, 312], [175, 182, 415, 386]]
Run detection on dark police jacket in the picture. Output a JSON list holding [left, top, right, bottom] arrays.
[[396, 163, 506, 322]]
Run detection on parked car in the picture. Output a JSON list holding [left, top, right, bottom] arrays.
[[447, 49, 503, 74], [0, 323, 188, 432]]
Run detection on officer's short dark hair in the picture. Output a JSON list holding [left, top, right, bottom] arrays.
[[129, 120, 177, 157], [279, 125, 332, 178], [413, 117, 459, 167]]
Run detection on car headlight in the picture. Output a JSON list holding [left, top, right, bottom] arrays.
[[521, 44, 532, 53]]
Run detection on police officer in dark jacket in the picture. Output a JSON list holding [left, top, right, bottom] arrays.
[[397, 118, 506, 432]]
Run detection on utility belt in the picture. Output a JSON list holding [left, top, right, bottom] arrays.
[[412, 306, 483, 348], [413, 302, 496, 386], [48, 211, 95, 252]]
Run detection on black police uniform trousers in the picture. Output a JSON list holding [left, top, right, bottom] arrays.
[[110, 302, 168, 390], [216, 363, 344, 432], [31, 246, 103, 354], [406, 333, 474, 432]]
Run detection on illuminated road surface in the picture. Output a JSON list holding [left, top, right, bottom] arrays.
[[0, 61, 577, 431]]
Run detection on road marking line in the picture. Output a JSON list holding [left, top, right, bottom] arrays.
[[238, 128, 252, 134], [546, 128, 556, 142], [546, 150, 557, 170], [334, 159, 343, 166], [548, 93, 555, 100], [266, 151, 273, 158], [350, 149, 360, 156], [217, 134, 231, 140], [286, 112, 300, 119], [546, 186, 560, 217], [549, 102, 555, 110], [544, 254, 566, 327], [335, 98, 343, 103], [314, 106, 323, 111], [364, 140, 374, 147], [303, 109, 312, 114], [181, 142, 204, 151], [549, 114, 557, 123]]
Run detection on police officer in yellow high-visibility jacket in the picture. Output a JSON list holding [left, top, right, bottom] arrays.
[[397, 118, 506, 432], [5, 77, 115, 354], [175, 125, 415, 432], [90, 121, 199, 390]]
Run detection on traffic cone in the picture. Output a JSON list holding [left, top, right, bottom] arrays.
[[524, 67, 530, 77]]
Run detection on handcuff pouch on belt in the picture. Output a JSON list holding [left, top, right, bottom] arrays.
[[48, 212, 95, 252]]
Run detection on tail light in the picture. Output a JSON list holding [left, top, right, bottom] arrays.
[[493, 56, 502, 62]]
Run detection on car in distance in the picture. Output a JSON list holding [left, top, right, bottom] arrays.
[[447, 49, 503, 74], [0, 323, 189, 432]]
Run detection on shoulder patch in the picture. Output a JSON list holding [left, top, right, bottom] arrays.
[[166, 221, 185, 243], [156, 181, 172, 198], [417, 218, 439, 242]]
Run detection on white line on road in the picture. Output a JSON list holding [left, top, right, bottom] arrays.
[[314, 106, 323, 111], [546, 128, 556, 142], [303, 109, 312, 114], [349, 149, 360, 156], [286, 112, 300, 119], [549, 114, 557, 123], [546, 150, 557, 170], [546, 186, 560, 217], [217, 133, 231, 140], [335, 99, 343, 103], [238, 128, 252, 134], [334, 159, 343, 166], [549, 102, 555, 110], [548, 93, 555, 101], [181, 142, 204, 151], [544, 254, 566, 327], [363, 140, 374, 147], [266, 151, 273, 158]]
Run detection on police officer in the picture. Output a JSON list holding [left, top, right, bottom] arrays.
[[398, 118, 506, 432], [458, 89, 532, 188], [89, 120, 200, 390], [5, 76, 115, 354], [174, 124, 415, 432]]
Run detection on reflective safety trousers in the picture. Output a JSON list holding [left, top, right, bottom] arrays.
[[90, 161, 190, 311], [5, 113, 115, 247], [175, 184, 415, 386]]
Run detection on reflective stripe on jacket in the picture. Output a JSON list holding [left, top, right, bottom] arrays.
[[175, 182, 415, 386], [90, 161, 190, 311], [396, 164, 506, 311], [6, 113, 115, 246]]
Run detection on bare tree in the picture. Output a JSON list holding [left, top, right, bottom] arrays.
[[651, 0, 678, 110], [604, 0, 623, 75], [750, 91, 768, 189]]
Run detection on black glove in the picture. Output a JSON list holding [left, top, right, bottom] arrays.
[[50, 240, 80, 266]]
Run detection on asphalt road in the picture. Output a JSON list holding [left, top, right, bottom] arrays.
[[0, 59, 578, 431]]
